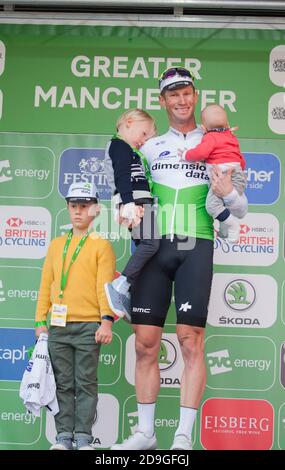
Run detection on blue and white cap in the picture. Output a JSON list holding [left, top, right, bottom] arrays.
[[65, 182, 99, 202]]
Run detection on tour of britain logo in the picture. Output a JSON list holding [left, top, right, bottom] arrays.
[[58, 148, 111, 200]]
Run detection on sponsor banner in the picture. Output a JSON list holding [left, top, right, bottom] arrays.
[[278, 402, 285, 449], [121, 394, 195, 450], [0, 266, 41, 321], [46, 393, 119, 449], [97, 333, 122, 386], [214, 212, 279, 266], [268, 92, 285, 135], [0, 328, 34, 381], [205, 335, 275, 391], [200, 398, 274, 450], [0, 146, 54, 198], [244, 152, 280, 204], [207, 273, 277, 329], [0, 206, 51, 259], [269, 45, 285, 86], [125, 333, 183, 388], [0, 390, 41, 445], [280, 342, 285, 390], [58, 146, 111, 201]]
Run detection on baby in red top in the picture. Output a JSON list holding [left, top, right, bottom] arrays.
[[180, 104, 247, 243]]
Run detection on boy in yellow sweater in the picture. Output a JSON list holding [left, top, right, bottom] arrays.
[[35, 182, 116, 450]]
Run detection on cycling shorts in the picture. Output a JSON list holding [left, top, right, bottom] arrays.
[[131, 235, 213, 328]]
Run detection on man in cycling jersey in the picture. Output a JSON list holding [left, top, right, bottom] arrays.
[[111, 67, 247, 451]]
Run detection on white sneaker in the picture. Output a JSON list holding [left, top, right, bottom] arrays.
[[78, 444, 96, 450], [111, 431, 157, 450], [50, 441, 73, 450], [170, 434, 192, 450]]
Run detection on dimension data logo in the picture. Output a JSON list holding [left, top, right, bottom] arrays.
[[244, 153, 280, 204], [59, 148, 111, 200], [205, 335, 275, 391]]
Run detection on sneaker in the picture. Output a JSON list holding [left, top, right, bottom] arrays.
[[111, 431, 157, 450], [50, 437, 73, 450], [170, 434, 192, 450], [104, 282, 131, 320], [75, 436, 96, 451]]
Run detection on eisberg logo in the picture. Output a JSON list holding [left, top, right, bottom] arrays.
[[0, 328, 35, 380], [59, 148, 110, 200], [201, 398, 274, 449], [244, 153, 280, 204]]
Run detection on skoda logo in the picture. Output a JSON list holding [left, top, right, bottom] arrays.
[[158, 338, 177, 371], [224, 279, 256, 311]]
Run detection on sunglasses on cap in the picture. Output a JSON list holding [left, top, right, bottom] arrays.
[[159, 67, 194, 83]]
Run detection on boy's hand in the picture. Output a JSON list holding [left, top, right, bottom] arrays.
[[35, 325, 48, 337], [95, 321, 113, 344]]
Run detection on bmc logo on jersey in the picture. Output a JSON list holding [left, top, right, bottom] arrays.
[[201, 398, 274, 449], [244, 153, 280, 204]]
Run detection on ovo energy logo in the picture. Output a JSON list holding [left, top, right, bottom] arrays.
[[0, 160, 12, 183], [207, 350, 232, 376]]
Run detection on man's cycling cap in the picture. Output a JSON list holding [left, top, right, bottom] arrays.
[[159, 67, 194, 93]]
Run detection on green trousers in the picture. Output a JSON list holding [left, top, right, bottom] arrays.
[[48, 322, 100, 440]]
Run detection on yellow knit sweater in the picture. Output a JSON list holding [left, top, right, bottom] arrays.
[[35, 232, 116, 323]]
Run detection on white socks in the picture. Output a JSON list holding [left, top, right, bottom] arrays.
[[137, 402, 156, 437], [175, 406, 197, 439]]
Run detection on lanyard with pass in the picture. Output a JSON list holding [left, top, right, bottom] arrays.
[[51, 229, 89, 327]]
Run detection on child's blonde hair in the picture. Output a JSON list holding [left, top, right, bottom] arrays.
[[116, 108, 156, 133]]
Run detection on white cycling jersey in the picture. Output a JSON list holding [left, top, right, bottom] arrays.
[[141, 126, 213, 240]]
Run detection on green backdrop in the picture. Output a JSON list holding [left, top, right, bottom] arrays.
[[0, 17, 284, 450]]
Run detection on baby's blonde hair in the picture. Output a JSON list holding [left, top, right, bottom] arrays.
[[201, 104, 229, 131], [116, 108, 156, 133]]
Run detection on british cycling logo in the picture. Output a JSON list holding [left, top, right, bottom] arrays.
[[58, 148, 111, 200]]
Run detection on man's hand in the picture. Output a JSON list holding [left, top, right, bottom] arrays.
[[211, 166, 233, 198]]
